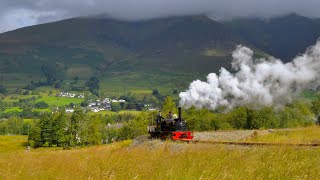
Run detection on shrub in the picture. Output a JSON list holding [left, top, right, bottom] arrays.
[[35, 101, 49, 109]]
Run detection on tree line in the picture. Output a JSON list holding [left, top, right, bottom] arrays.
[[27, 108, 152, 148], [1, 96, 320, 148]]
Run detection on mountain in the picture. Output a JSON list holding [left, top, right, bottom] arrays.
[[0, 14, 319, 92], [0, 15, 248, 91], [224, 14, 320, 62]]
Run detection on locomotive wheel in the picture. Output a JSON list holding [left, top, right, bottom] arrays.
[[181, 133, 187, 138], [160, 134, 167, 140]]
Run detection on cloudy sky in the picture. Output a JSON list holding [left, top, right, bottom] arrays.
[[1, 0, 320, 33]]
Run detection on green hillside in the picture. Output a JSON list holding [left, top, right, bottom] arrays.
[[225, 14, 320, 61], [0, 14, 319, 92], [0, 15, 247, 91]]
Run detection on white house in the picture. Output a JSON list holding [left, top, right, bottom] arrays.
[[66, 108, 75, 113]]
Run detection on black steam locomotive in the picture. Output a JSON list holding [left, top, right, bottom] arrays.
[[148, 107, 193, 140]]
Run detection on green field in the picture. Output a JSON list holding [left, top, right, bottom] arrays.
[[35, 96, 83, 106], [1, 127, 320, 179], [99, 71, 203, 95], [4, 107, 23, 113], [1, 95, 85, 114]]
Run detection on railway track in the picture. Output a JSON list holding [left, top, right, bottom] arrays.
[[179, 139, 320, 147]]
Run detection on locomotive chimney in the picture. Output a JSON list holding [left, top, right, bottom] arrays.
[[178, 107, 182, 120]]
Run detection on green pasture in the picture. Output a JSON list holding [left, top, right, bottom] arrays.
[[36, 96, 83, 106], [4, 107, 23, 113]]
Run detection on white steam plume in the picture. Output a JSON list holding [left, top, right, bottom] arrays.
[[179, 40, 320, 110]]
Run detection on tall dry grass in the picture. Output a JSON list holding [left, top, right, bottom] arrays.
[[0, 139, 320, 179], [0, 135, 28, 152], [248, 126, 320, 144]]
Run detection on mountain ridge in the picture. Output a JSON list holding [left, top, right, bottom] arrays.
[[0, 14, 319, 91]]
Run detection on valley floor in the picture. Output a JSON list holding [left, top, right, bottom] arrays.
[[1, 127, 320, 179]]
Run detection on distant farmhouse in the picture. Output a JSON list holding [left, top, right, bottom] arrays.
[[65, 108, 75, 113], [145, 104, 157, 111], [87, 98, 126, 112], [55, 93, 157, 113]]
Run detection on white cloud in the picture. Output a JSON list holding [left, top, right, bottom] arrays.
[[0, 8, 59, 33]]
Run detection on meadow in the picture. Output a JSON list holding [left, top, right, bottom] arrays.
[[247, 126, 320, 144], [1, 127, 320, 179], [35, 96, 83, 106]]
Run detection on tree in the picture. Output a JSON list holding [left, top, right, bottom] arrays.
[[118, 113, 149, 140], [39, 114, 53, 146], [120, 93, 136, 102], [86, 76, 100, 97], [69, 107, 86, 146], [152, 89, 162, 100], [152, 89, 159, 96], [162, 96, 177, 115], [80, 95, 90, 107], [7, 117, 24, 134], [23, 91, 30, 95], [0, 100, 6, 112], [28, 122, 42, 148], [173, 89, 179, 94], [86, 76, 100, 89], [51, 110, 68, 147], [41, 64, 57, 85], [87, 116, 102, 145], [21, 108, 34, 118], [111, 103, 122, 112], [35, 101, 49, 109], [311, 98, 320, 116], [249, 107, 279, 129], [126, 102, 136, 110], [0, 120, 9, 135], [228, 107, 248, 129], [0, 85, 7, 94]]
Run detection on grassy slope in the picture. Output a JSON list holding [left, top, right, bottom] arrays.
[[35, 96, 83, 106], [1, 127, 320, 179], [0, 135, 28, 152], [247, 126, 320, 144], [224, 14, 320, 61], [1, 14, 319, 94], [2, 94, 84, 113], [0, 15, 245, 92]]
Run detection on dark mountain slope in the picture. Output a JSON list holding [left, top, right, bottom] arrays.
[[1, 14, 319, 91], [0, 16, 245, 76], [225, 14, 320, 61]]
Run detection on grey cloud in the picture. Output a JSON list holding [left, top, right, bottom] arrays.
[[1, 0, 320, 33]]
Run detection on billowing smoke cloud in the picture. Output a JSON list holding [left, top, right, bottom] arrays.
[[179, 40, 320, 110], [1, 0, 320, 33]]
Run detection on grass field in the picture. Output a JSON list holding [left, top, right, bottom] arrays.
[[99, 71, 199, 95], [0, 127, 320, 179], [36, 96, 83, 106], [0, 135, 28, 152], [248, 126, 320, 144], [4, 107, 23, 113]]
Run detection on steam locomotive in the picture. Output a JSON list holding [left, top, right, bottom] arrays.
[[148, 107, 194, 140]]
